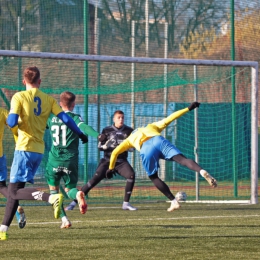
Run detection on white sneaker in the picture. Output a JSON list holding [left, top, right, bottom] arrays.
[[167, 199, 181, 212], [122, 202, 137, 211], [201, 170, 217, 188], [60, 219, 72, 229]]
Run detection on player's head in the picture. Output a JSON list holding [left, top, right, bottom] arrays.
[[113, 110, 124, 128], [60, 91, 76, 111], [23, 66, 41, 86]]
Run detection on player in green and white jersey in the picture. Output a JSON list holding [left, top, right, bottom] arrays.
[[45, 91, 103, 228]]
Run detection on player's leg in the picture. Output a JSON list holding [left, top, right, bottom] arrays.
[[9, 151, 63, 218], [0, 155, 26, 229], [171, 154, 217, 187], [148, 172, 180, 212], [50, 186, 71, 228], [81, 159, 107, 195], [65, 200, 77, 211], [0, 182, 23, 240], [45, 162, 71, 228], [0, 155, 8, 197], [116, 161, 137, 210], [63, 163, 87, 215], [140, 136, 180, 212], [65, 159, 107, 211], [0, 180, 8, 197]]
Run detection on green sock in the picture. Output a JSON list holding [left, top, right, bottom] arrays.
[[67, 188, 79, 200], [50, 190, 66, 218]]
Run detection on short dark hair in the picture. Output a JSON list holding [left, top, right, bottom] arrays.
[[113, 110, 124, 116], [60, 91, 76, 107], [23, 66, 40, 84]]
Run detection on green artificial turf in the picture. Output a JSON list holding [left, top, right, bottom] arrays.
[[1, 202, 260, 260]]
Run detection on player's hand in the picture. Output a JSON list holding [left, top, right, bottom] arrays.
[[79, 133, 88, 144], [188, 102, 200, 111], [106, 169, 117, 179], [98, 133, 107, 142]]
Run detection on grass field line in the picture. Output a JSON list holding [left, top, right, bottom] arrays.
[[11, 214, 260, 226]]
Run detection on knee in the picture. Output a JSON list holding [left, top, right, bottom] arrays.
[[127, 176, 135, 182], [149, 172, 159, 181], [49, 186, 59, 192]]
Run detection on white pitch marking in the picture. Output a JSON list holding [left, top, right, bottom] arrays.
[[11, 214, 260, 226]]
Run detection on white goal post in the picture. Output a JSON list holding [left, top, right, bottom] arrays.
[[0, 50, 258, 204]]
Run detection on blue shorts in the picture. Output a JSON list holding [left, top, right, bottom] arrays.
[[140, 135, 181, 176], [0, 155, 7, 181], [10, 151, 43, 184]]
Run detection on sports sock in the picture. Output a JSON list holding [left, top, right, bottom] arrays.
[[124, 178, 134, 202], [199, 169, 207, 177], [50, 190, 66, 218], [0, 225, 8, 232], [61, 216, 69, 222], [67, 188, 79, 200]]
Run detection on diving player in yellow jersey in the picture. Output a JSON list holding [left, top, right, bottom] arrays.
[[107, 102, 217, 212], [0, 108, 26, 229], [0, 66, 88, 241]]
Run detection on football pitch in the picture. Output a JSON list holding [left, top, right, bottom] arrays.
[[1, 202, 260, 260]]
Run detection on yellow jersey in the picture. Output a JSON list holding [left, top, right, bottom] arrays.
[[0, 108, 9, 157], [10, 88, 63, 154], [109, 107, 189, 169]]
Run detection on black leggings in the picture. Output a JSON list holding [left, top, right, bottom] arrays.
[[2, 182, 50, 226], [171, 154, 202, 173], [149, 172, 175, 201], [81, 159, 135, 202]]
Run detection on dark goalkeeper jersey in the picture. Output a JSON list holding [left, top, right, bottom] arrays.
[[99, 124, 133, 161], [47, 111, 82, 161]]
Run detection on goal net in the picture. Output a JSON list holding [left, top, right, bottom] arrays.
[[0, 50, 258, 205]]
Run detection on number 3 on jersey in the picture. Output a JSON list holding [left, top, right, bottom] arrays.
[[51, 125, 67, 146], [34, 96, 42, 116]]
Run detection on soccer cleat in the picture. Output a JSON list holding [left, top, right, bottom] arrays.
[[122, 202, 137, 211], [76, 191, 87, 214], [167, 200, 181, 212], [16, 206, 26, 229], [65, 201, 76, 211], [60, 219, 72, 229], [49, 194, 64, 219], [0, 231, 8, 241], [201, 170, 217, 188]]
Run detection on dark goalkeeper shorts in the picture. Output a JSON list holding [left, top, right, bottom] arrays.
[[96, 158, 135, 179], [45, 160, 78, 189]]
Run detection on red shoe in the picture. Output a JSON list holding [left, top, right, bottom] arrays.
[[76, 191, 87, 214]]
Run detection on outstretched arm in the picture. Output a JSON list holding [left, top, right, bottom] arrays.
[[109, 139, 133, 169], [79, 123, 99, 138], [57, 112, 88, 143], [153, 102, 200, 131]]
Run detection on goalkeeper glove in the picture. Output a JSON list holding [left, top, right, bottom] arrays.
[[106, 169, 117, 179], [79, 133, 88, 144], [98, 133, 107, 142], [188, 102, 200, 111]]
